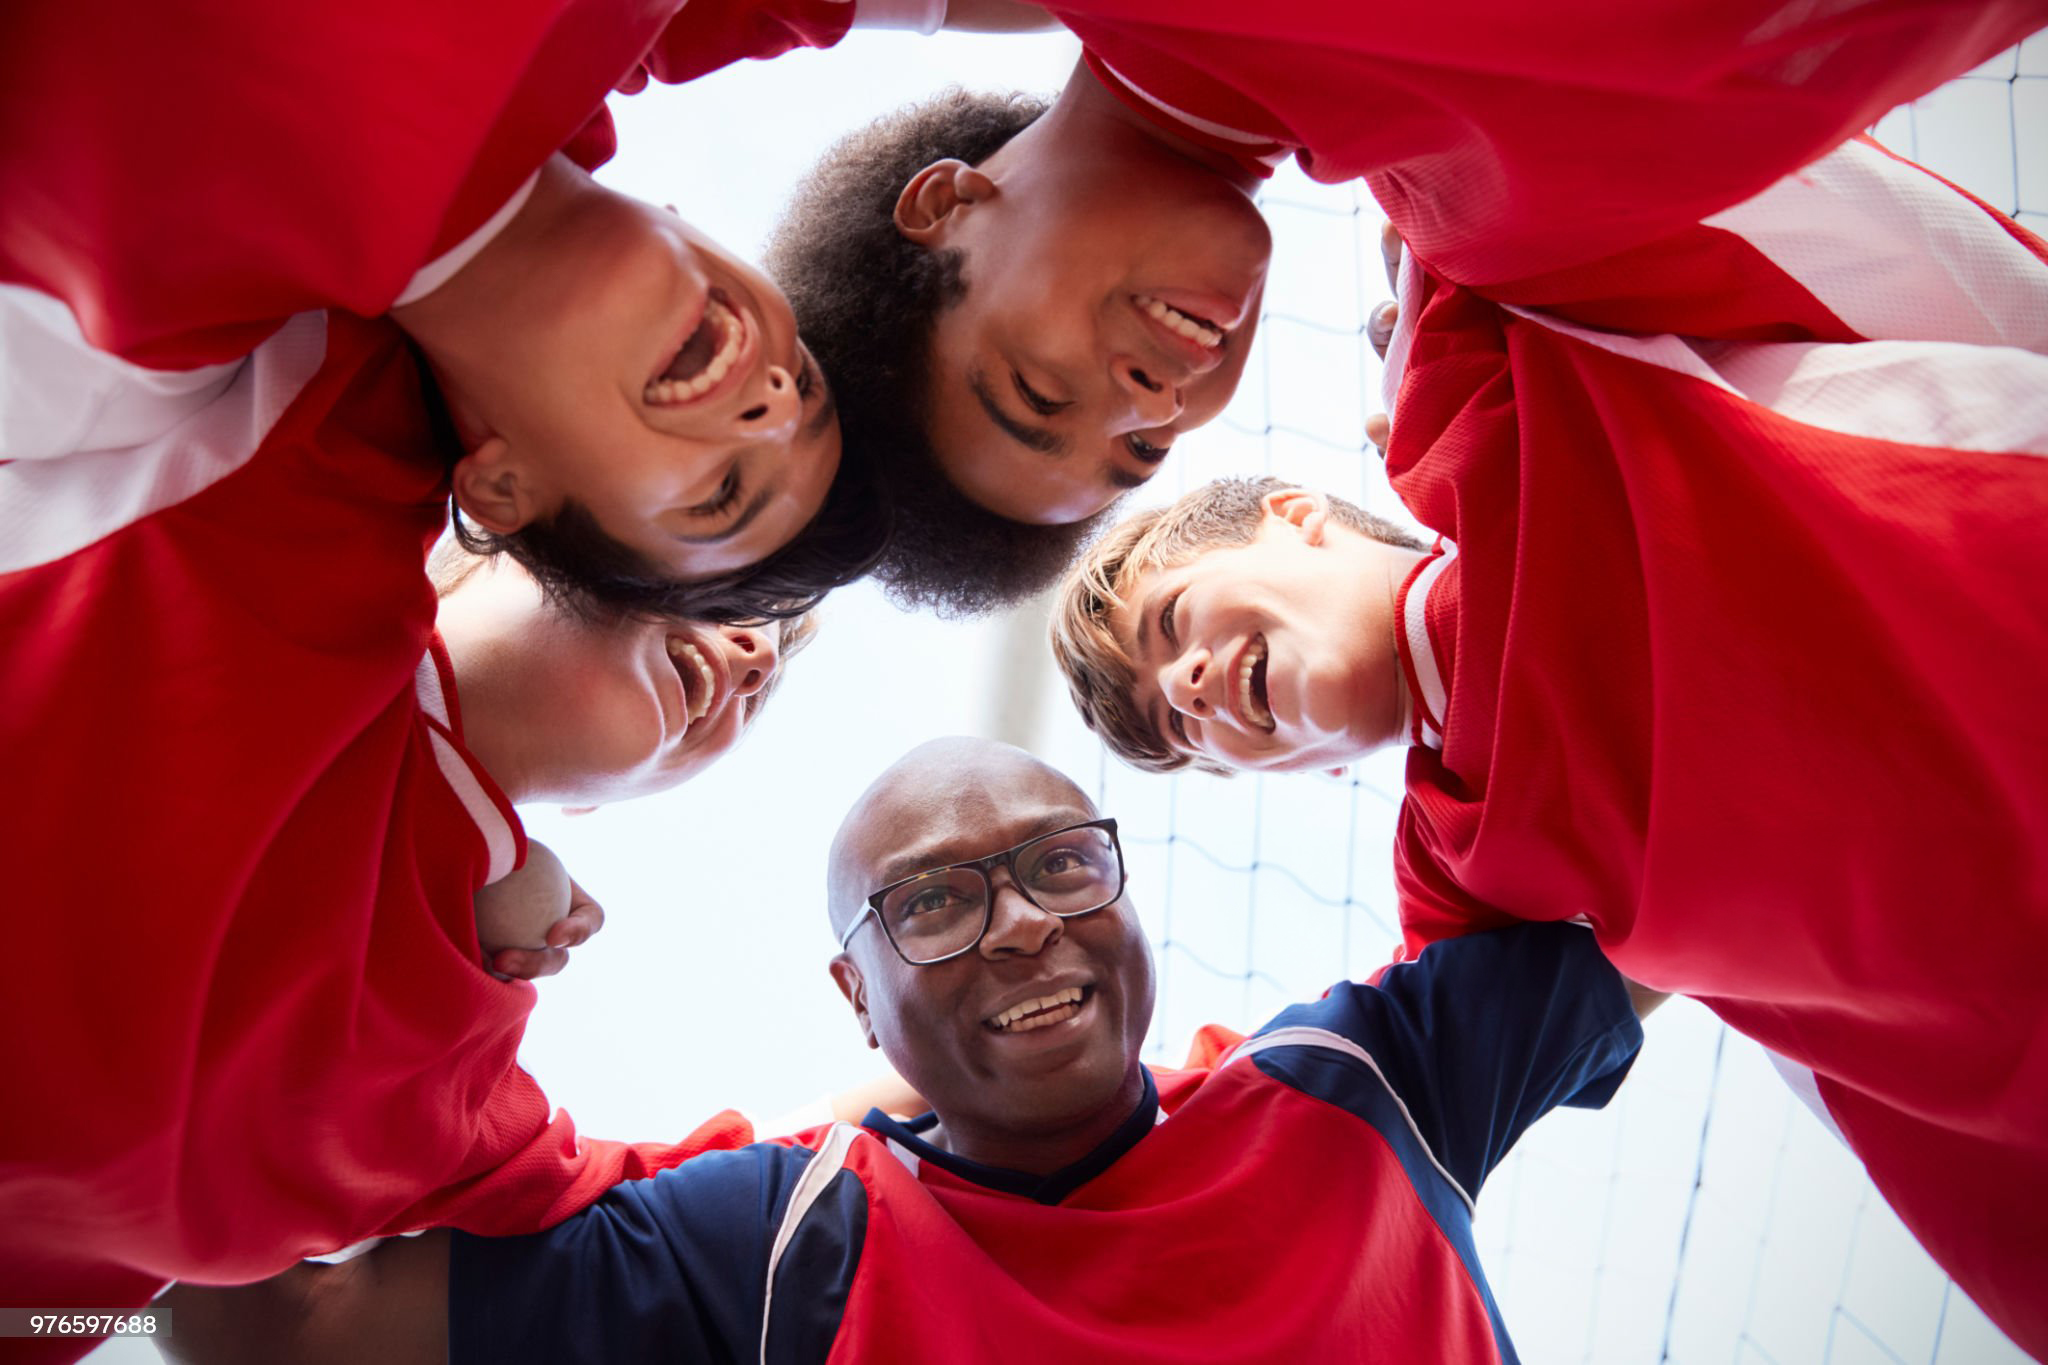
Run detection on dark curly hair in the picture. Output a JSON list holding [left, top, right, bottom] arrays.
[[767, 88, 1103, 620]]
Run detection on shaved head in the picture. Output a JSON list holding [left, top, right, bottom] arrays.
[[827, 737, 1096, 938], [824, 737, 1152, 1175]]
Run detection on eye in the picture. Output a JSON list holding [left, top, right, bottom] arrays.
[[1158, 588, 1184, 649], [686, 468, 741, 519], [1126, 433, 1172, 462], [900, 886, 967, 919], [1011, 370, 1069, 416]]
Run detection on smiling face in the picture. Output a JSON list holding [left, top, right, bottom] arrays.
[[902, 107, 1271, 526], [416, 164, 842, 582], [828, 740, 1155, 1168], [438, 555, 792, 805], [1107, 500, 1414, 773]]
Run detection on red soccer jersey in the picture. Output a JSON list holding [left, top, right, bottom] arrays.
[[0, 0, 861, 369], [1380, 143, 2048, 1354], [1051, 0, 2048, 291]]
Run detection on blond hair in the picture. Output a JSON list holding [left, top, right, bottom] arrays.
[[1050, 477, 1424, 776]]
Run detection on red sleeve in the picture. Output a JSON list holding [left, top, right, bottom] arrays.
[[630, 0, 857, 88], [383, 1069, 759, 1237], [1462, 138, 2048, 343], [0, 0, 675, 368]]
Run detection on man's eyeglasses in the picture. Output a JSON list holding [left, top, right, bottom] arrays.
[[837, 818, 1126, 966]]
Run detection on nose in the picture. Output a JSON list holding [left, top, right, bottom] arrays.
[[977, 869, 1063, 958], [717, 624, 780, 698], [733, 363, 801, 442], [1161, 646, 1218, 721], [1109, 355, 1183, 429]]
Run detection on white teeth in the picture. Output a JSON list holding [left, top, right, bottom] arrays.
[[986, 986, 1085, 1032], [644, 298, 745, 405], [1135, 295, 1224, 348], [666, 638, 717, 721], [1237, 637, 1272, 730]]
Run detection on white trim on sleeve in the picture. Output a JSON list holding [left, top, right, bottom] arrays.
[[414, 652, 519, 885], [1402, 542, 1456, 751], [0, 284, 242, 463], [850, 0, 946, 34], [1704, 138, 2048, 354], [1764, 1048, 1850, 1148], [0, 308, 327, 574], [1504, 306, 2048, 459]]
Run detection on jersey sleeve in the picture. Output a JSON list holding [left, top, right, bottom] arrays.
[[631, 0, 859, 88], [377, 1065, 759, 1239], [1462, 137, 2048, 346], [1270, 923, 1641, 1198], [446, 1143, 813, 1365]]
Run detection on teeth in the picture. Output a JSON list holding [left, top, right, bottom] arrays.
[[986, 986, 1085, 1033], [645, 299, 745, 405], [1237, 637, 1273, 730], [666, 637, 717, 721], [1135, 295, 1223, 348]]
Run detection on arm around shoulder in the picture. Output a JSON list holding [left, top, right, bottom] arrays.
[[158, 1232, 449, 1365]]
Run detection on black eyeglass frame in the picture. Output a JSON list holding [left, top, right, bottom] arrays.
[[836, 817, 1127, 966]]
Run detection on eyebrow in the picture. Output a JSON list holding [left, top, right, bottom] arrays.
[[872, 811, 1090, 889], [968, 368, 1069, 456], [674, 483, 775, 545]]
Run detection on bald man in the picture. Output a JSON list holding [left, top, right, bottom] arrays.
[[164, 738, 1646, 1365]]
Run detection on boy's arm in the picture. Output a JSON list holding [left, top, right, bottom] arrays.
[[160, 1234, 450, 1365]]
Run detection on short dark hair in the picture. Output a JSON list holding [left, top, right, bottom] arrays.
[[769, 88, 1090, 619], [414, 337, 885, 625]]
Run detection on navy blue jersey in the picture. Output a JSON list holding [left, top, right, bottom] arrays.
[[451, 923, 1640, 1363]]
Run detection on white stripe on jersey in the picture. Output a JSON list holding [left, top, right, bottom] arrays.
[[1403, 543, 1457, 751], [1224, 1025, 1476, 1212], [1704, 138, 2048, 353], [761, 1121, 861, 1365], [415, 651, 519, 885], [1764, 1047, 1850, 1148], [0, 303, 326, 573], [1505, 306, 2048, 458]]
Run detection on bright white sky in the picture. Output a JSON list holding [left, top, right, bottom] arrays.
[[111, 24, 2045, 1365]]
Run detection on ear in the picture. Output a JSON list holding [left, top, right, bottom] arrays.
[[451, 435, 542, 535], [893, 159, 997, 244], [1261, 487, 1331, 546], [829, 954, 880, 1050]]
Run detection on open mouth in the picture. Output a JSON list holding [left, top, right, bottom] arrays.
[[645, 289, 751, 407], [1235, 635, 1275, 733], [1133, 294, 1225, 350], [984, 985, 1093, 1035], [664, 634, 728, 725]]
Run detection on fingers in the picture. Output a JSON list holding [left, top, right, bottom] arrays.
[[491, 946, 569, 981], [547, 879, 606, 949], [1365, 412, 1392, 457], [1378, 219, 1404, 294], [1367, 299, 1399, 360]]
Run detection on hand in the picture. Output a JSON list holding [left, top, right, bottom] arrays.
[[490, 877, 605, 981]]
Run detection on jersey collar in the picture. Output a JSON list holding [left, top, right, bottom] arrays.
[[860, 1068, 1163, 1205]]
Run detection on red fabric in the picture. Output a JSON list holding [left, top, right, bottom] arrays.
[[0, 314, 757, 1359], [0, 0, 852, 370], [1050, 0, 2048, 291], [826, 1062, 1505, 1364], [1381, 171, 2048, 1351]]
